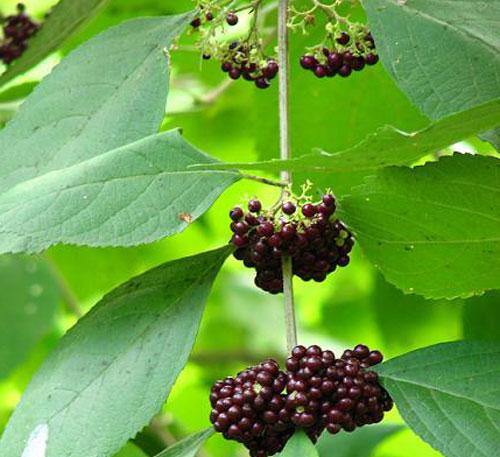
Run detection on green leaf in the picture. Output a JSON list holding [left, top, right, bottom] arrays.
[[0, 255, 60, 379], [115, 443, 147, 457], [154, 429, 213, 457], [480, 128, 500, 151], [192, 99, 500, 173], [0, 14, 236, 253], [0, 129, 239, 253], [0, 82, 37, 103], [0, 0, 111, 87], [316, 424, 404, 457], [376, 341, 500, 457], [371, 274, 463, 358], [251, 1, 428, 163], [340, 154, 500, 299], [279, 431, 318, 457], [463, 290, 500, 341], [0, 15, 188, 191], [0, 246, 231, 457], [362, 0, 500, 120]]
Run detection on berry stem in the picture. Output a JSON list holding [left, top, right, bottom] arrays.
[[46, 258, 83, 318], [278, 0, 298, 352], [241, 173, 288, 188], [282, 255, 297, 351]]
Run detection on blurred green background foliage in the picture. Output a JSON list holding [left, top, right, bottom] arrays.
[[0, 1, 497, 456]]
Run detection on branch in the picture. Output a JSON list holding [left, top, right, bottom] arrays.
[[45, 257, 83, 318], [278, 0, 298, 353]]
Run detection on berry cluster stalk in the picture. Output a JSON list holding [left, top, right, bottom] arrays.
[[278, 0, 298, 353]]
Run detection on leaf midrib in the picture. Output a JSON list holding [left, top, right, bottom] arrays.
[[0, 21, 172, 189], [38, 271, 209, 433]]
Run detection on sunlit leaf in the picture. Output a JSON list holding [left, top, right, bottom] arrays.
[[114, 443, 147, 457], [363, 0, 500, 119], [0, 15, 188, 190], [0, 130, 239, 253], [0, 0, 111, 87], [0, 246, 231, 457], [377, 341, 500, 457], [340, 154, 500, 299], [0, 15, 237, 253], [191, 99, 500, 173]]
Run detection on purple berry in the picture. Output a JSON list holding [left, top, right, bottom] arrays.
[[327, 52, 343, 69], [365, 53, 379, 65], [351, 56, 365, 71], [338, 64, 352, 77], [322, 194, 335, 207], [302, 204, 317, 217], [226, 13, 238, 26], [300, 55, 317, 70], [248, 199, 262, 213], [255, 77, 271, 89], [282, 202, 296, 215], [229, 68, 241, 80], [221, 62, 232, 72], [336, 32, 350, 45], [230, 207, 244, 221], [263, 60, 279, 80], [314, 65, 327, 78]]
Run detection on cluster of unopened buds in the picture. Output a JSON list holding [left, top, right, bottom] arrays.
[[229, 189, 354, 294], [0, 3, 39, 65], [210, 344, 393, 456]]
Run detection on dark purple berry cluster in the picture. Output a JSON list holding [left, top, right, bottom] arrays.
[[209, 345, 393, 456], [220, 41, 279, 90], [230, 194, 354, 294], [285, 344, 393, 441], [210, 360, 294, 457], [190, 8, 278, 89], [300, 32, 378, 79], [0, 3, 39, 65], [190, 10, 238, 29]]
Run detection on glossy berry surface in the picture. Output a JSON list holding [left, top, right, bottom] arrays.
[[299, 29, 379, 80], [285, 344, 393, 441], [209, 360, 293, 457], [218, 41, 278, 90], [229, 192, 355, 294], [210, 345, 393, 455], [226, 12, 239, 26]]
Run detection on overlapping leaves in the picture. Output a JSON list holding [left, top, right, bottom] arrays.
[[0, 14, 238, 254], [0, 246, 231, 457], [340, 154, 500, 299]]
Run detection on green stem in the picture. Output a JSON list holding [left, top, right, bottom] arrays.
[[278, 0, 298, 353], [242, 173, 288, 188]]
